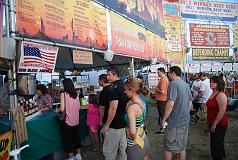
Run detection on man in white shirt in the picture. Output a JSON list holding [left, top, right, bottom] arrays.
[[193, 73, 212, 119]]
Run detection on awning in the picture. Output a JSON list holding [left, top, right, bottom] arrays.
[[55, 47, 150, 72]]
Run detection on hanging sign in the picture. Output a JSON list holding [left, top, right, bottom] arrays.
[[184, 64, 189, 72], [0, 131, 12, 160], [233, 63, 238, 71], [189, 64, 200, 73], [212, 63, 222, 72], [200, 64, 211, 72], [148, 73, 159, 89], [192, 48, 229, 60], [18, 41, 58, 73], [73, 50, 93, 64]]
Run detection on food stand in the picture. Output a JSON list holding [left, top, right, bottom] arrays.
[[0, 0, 154, 159]]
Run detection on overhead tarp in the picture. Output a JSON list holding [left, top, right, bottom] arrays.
[[54, 47, 150, 72]]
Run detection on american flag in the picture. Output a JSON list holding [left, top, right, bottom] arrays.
[[24, 45, 56, 68]]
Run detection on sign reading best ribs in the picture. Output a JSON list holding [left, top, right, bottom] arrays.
[[190, 23, 230, 47], [192, 48, 229, 60]]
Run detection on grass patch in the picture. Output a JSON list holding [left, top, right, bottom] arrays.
[[82, 105, 238, 159]]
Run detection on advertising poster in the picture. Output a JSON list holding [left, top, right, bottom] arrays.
[[180, 0, 238, 22], [18, 41, 58, 73], [146, 30, 167, 61], [192, 48, 229, 60], [0, 0, 4, 57], [15, 0, 108, 50], [190, 23, 230, 47], [0, 131, 12, 160], [0, 0, 3, 36], [234, 23, 238, 48], [235, 48, 238, 62], [110, 12, 166, 60], [95, 0, 165, 37], [110, 12, 148, 58], [164, 0, 181, 52], [167, 52, 182, 65]]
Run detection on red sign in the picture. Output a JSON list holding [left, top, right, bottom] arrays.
[[235, 50, 238, 61], [189, 23, 230, 47]]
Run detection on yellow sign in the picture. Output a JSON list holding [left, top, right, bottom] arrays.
[[0, 131, 12, 160], [73, 50, 93, 64], [192, 48, 229, 60]]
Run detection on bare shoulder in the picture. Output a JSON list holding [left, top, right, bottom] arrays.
[[216, 92, 227, 102]]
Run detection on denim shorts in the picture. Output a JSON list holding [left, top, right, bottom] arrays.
[[164, 125, 189, 153]]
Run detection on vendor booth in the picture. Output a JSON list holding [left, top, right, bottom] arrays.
[[0, 0, 167, 159]]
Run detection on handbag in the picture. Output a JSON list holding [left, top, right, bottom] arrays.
[[58, 93, 66, 122]]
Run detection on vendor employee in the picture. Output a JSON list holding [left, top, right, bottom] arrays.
[[33, 84, 53, 112]]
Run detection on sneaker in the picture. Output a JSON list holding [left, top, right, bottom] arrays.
[[74, 153, 82, 160]]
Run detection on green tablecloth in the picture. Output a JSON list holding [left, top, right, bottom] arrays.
[[21, 111, 63, 160], [0, 115, 11, 135], [21, 110, 89, 160]]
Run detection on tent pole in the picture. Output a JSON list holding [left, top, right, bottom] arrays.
[[130, 58, 135, 77], [9, 0, 16, 37]]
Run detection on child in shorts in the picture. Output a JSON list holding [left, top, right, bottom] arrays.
[[86, 94, 100, 151]]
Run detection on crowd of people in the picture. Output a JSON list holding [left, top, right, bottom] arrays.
[[0, 65, 229, 160], [57, 66, 228, 160]]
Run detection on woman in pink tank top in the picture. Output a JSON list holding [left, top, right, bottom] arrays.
[[59, 78, 82, 160]]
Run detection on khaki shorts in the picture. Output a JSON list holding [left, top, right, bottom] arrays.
[[164, 125, 189, 153], [126, 135, 150, 160]]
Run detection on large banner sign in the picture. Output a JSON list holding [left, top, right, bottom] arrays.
[[0, 0, 3, 57], [15, 0, 107, 50], [192, 48, 229, 60], [0, 0, 3, 36], [190, 24, 230, 47], [180, 0, 238, 22], [110, 12, 166, 61], [164, 0, 181, 52], [18, 41, 58, 73], [96, 0, 165, 37], [0, 131, 12, 160]]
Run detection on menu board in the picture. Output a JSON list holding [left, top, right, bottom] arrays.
[[15, 0, 108, 50]]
